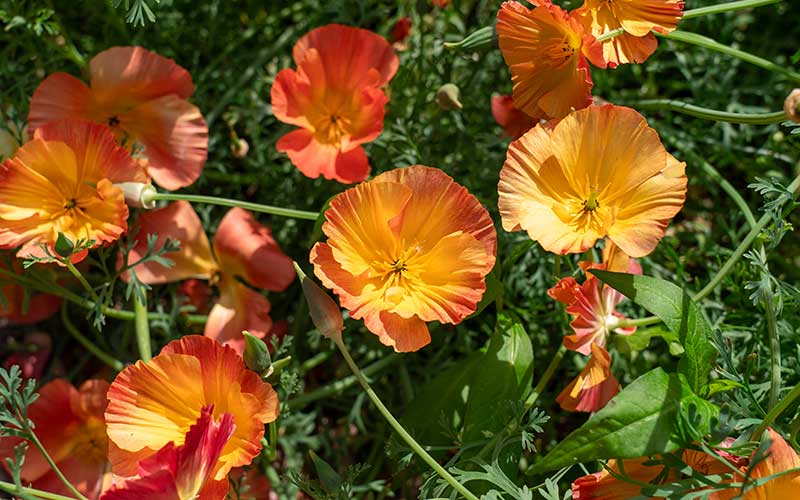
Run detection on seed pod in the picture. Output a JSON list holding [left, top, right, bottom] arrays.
[[435, 83, 462, 110]]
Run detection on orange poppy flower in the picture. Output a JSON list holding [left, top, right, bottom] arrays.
[[491, 94, 540, 140], [29, 46, 208, 190], [121, 202, 294, 353], [105, 336, 279, 482], [100, 406, 233, 500], [310, 165, 497, 352], [498, 104, 687, 257], [271, 24, 399, 183], [572, 456, 672, 499], [0, 119, 146, 263], [0, 379, 111, 500], [557, 343, 619, 412], [575, 0, 684, 66], [496, 0, 604, 120], [548, 256, 641, 355]]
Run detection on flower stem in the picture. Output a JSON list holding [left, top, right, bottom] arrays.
[[26, 431, 89, 500], [613, 316, 664, 329], [524, 344, 566, 411], [630, 100, 786, 124], [147, 192, 319, 220], [657, 30, 800, 82], [0, 480, 80, 500], [64, 261, 101, 304], [764, 283, 782, 410], [682, 0, 782, 19], [61, 305, 125, 371], [134, 293, 152, 362], [754, 381, 800, 438], [333, 339, 479, 500]]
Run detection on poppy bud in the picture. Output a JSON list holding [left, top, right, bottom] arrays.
[[391, 17, 412, 46], [231, 137, 249, 159], [293, 262, 344, 342], [242, 331, 273, 377], [784, 89, 800, 123], [435, 83, 462, 110], [115, 182, 157, 209]]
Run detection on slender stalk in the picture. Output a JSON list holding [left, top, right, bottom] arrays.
[[525, 344, 567, 411], [333, 340, 479, 500], [613, 316, 664, 329], [65, 261, 100, 303], [682, 0, 782, 19], [288, 353, 400, 410], [630, 100, 786, 124], [596, 28, 624, 42], [657, 30, 800, 82], [754, 382, 800, 438], [134, 293, 152, 362], [61, 305, 125, 371], [0, 481, 79, 500], [266, 422, 278, 461], [147, 193, 319, 220], [26, 432, 88, 500], [764, 286, 781, 410]]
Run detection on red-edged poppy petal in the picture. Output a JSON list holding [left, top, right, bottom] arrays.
[[293, 24, 399, 88], [276, 129, 370, 183], [120, 96, 208, 190], [89, 46, 194, 105], [28, 73, 94, 133], [212, 208, 294, 292], [120, 201, 216, 284], [205, 280, 273, 355]]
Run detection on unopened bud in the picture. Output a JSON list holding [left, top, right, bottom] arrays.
[[230, 137, 249, 159], [784, 89, 800, 123], [242, 331, 273, 377], [115, 182, 157, 209], [435, 83, 462, 110], [293, 262, 344, 342]]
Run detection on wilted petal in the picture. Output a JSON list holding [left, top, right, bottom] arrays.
[[557, 343, 619, 412]]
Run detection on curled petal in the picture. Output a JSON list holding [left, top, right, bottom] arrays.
[[557, 343, 619, 412]]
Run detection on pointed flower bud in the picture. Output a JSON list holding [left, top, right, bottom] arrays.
[[115, 182, 157, 209], [435, 83, 462, 110], [242, 331, 273, 377], [294, 262, 344, 342]]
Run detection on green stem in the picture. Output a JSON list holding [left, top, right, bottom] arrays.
[[333, 340, 479, 500], [765, 284, 781, 410], [613, 316, 664, 329], [0, 481, 80, 500], [61, 305, 125, 371], [64, 261, 100, 303], [698, 160, 758, 229], [630, 99, 786, 124], [753, 381, 800, 438], [147, 193, 319, 220], [266, 421, 278, 461], [657, 30, 800, 82], [682, 0, 782, 19], [299, 351, 332, 373], [595, 28, 624, 42], [134, 293, 152, 362], [524, 344, 566, 411], [26, 431, 88, 500], [288, 353, 400, 410]]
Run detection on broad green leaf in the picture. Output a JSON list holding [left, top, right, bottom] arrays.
[[308, 450, 343, 492], [590, 271, 717, 392], [462, 314, 534, 445], [527, 368, 719, 474], [613, 326, 677, 354]]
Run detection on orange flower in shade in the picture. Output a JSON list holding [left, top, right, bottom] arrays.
[[310, 165, 497, 352], [498, 104, 687, 257], [575, 0, 684, 66], [121, 202, 294, 353], [0, 379, 110, 500], [0, 119, 146, 263], [228, 466, 271, 500], [105, 336, 278, 483], [270, 24, 399, 183], [557, 343, 619, 412], [548, 256, 641, 355], [496, 1, 604, 120], [101, 406, 234, 500], [491, 94, 540, 140], [29, 46, 208, 190], [572, 457, 672, 499]]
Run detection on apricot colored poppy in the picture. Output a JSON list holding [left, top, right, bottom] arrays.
[[101, 406, 233, 500], [572, 457, 671, 499], [557, 343, 619, 412], [29, 46, 208, 190], [0, 119, 146, 263], [548, 256, 640, 355], [121, 202, 294, 353], [310, 165, 497, 352], [575, 0, 684, 66], [271, 24, 398, 183], [105, 336, 279, 482], [497, 0, 604, 120], [0, 379, 110, 500], [491, 94, 540, 140], [498, 104, 687, 257]]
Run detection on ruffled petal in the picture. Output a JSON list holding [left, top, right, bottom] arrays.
[[204, 280, 273, 355], [276, 129, 370, 183], [28, 73, 94, 132]]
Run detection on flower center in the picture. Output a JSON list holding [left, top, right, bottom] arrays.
[[315, 113, 349, 146], [70, 417, 108, 464], [64, 198, 78, 210], [107, 115, 120, 127], [545, 36, 579, 67], [583, 191, 599, 211], [553, 190, 613, 236]]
